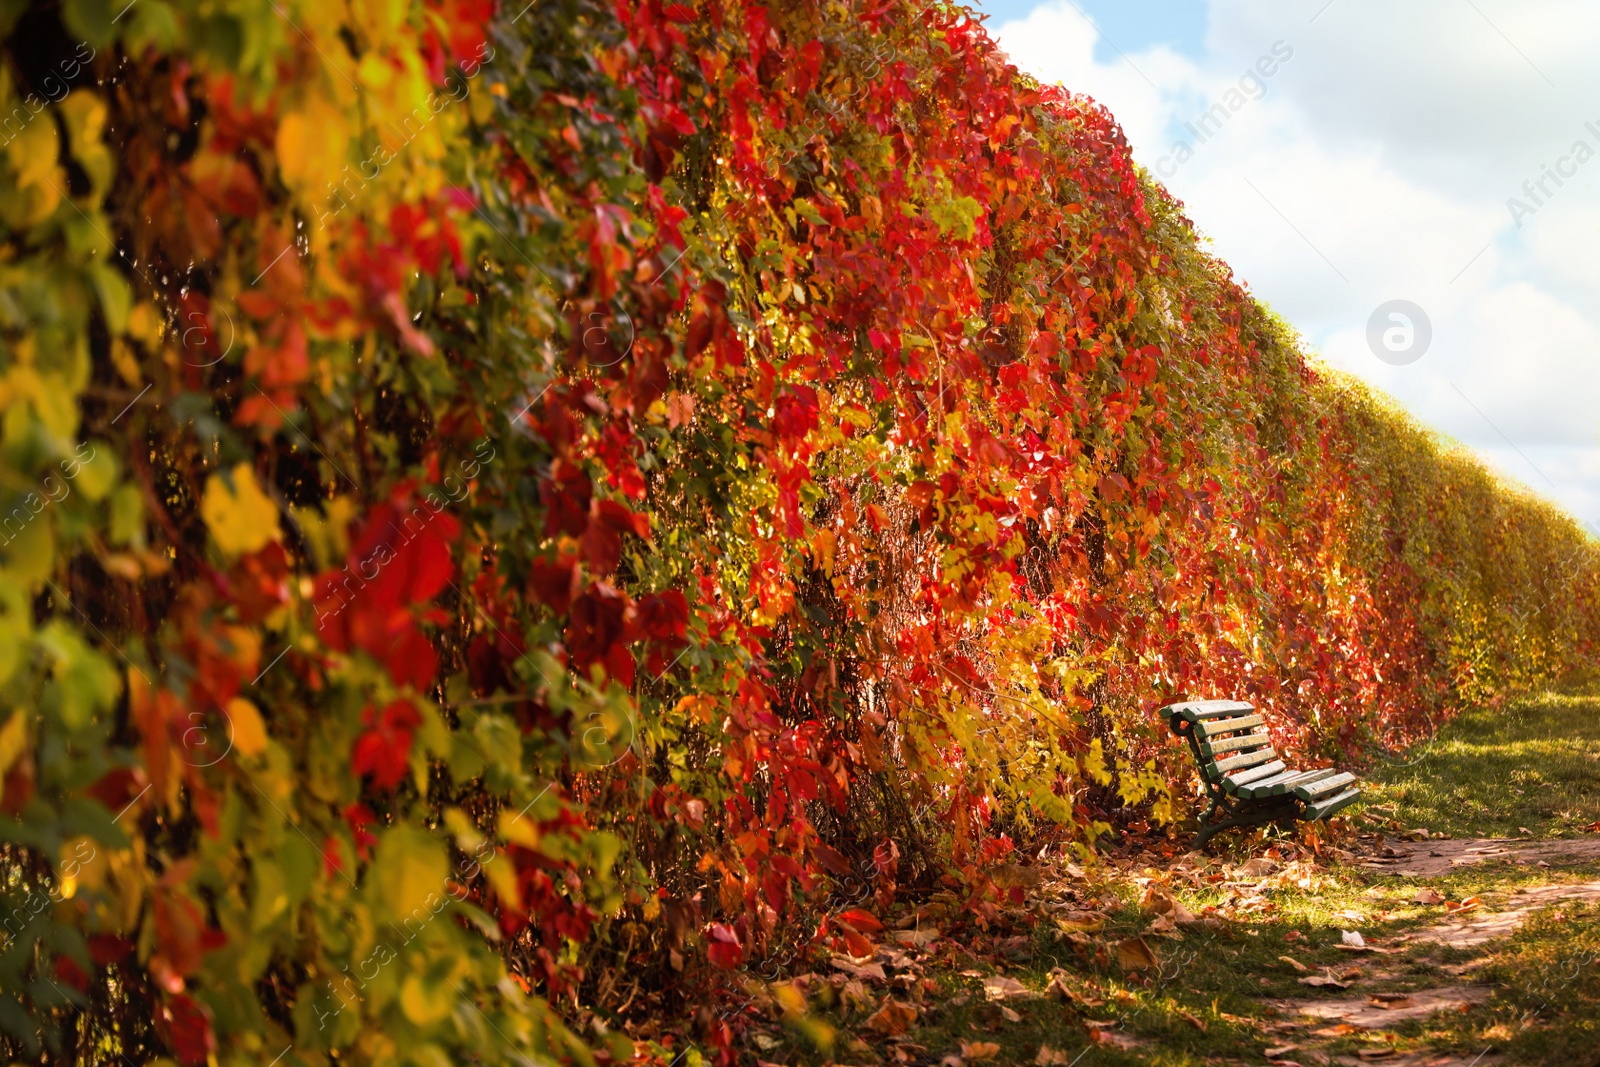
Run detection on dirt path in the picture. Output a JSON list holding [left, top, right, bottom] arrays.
[[1357, 835, 1600, 878]]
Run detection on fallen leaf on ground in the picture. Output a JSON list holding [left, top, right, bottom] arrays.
[[1035, 1047, 1073, 1066], [1087, 1030, 1142, 1050], [1412, 888, 1445, 905], [1298, 976, 1351, 990], [1284, 930, 1305, 942], [1368, 993, 1415, 1009], [1357, 1048, 1395, 1059], [982, 975, 1030, 1000], [1313, 1024, 1360, 1037], [1045, 970, 1105, 1008], [890, 928, 941, 947], [1266, 1046, 1300, 1059], [1279, 955, 1310, 973], [865, 999, 918, 1036], [1444, 896, 1480, 914], [961, 1040, 1000, 1061], [1341, 930, 1367, 948], [1179, 1010, 1207, 1032], [1000, 1006, 1022, 1023], [832, 958, 888, 982], [1116, 936, 1160, 972]]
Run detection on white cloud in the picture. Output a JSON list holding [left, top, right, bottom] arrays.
[[994, 0, 1600, 528]]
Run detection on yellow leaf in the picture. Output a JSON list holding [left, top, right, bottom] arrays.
[[3, 117, 62, 227], [226, 697, 267, 758], [483, 851, 521, 912], [1081, 737, 1113, 786], [201, 464, 279, 557], [0, 710, 28, 777], [400, 975, 454, 1025], [276, 99, 349, 192]]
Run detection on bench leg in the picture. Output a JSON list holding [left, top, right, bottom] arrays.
[[1195, 798, 1299, 850], [1193, 797, 1223, 849]]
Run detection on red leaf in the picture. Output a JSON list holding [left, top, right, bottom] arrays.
[[705, 922, 744, 969], [838, 907, 883, 933], [158, 994, 215, 1067], [351, 700, 421, 789]]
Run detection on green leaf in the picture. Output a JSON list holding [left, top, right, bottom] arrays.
[[2, 511, 54, 584], [61, 0, 116, 48], [72, 442, 117, 501], [251, 858, 289, 931], [108, 484, 144, 547], [373, 825, 449, 922]]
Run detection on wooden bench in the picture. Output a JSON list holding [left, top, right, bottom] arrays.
[[1165, 699, 1363, 848]]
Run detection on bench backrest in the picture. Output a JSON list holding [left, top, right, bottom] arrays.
[[1164, 699, 1284, 787]]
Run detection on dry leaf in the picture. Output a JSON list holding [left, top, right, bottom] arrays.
[[1368, 993, 1414, 1010], [982, 975, 1030, 1000], [1279, 955, 1309, 973], [1411, 888, 1445, 905], [890, 927, 941, 947], [1045, 970, 1104, 1008], [1266, 1046, 1300, 1059], [961, 1040, 1000, 1061], [832, 958, 888, 982], [1116, 936, 1160, 972], [1035, 1046, 1073, 1066], [1179, 1010, 1207, 1032], [1000, 1006, 1022, 1023], [1298, 976, 1351, 990], [1357, 1048, 1395, 1060], [865, 999, 917, 1036], [1313, 1024, 1360, 1037]]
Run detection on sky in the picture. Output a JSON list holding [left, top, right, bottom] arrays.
[[974, 0, 1600, 537]]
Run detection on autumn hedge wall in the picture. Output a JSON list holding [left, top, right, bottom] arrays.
[[1, 0, 1597, 1063]]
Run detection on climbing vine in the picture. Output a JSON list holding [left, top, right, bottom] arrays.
[[0, 0, 1596, 1064]]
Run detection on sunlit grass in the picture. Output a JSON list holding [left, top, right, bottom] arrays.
[[1361, 680, 1600, 839]]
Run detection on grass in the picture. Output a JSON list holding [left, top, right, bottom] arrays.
[[750, 678, 1600, 1067], [1359, 682, 1600, 839]]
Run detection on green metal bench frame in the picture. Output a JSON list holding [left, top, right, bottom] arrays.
[[1165, 698, 1363, 849]]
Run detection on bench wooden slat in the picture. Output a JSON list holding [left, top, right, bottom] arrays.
[[1209, 746, 1277, 777], [1236, 766, 1334, 799], [1257, 768, 1341, 799], [1223, 759, 1286, 789], [1304, 786, 1362, 821], [1293, 771, 1356, 801], [1232, 768, 1299, 798], [1195, 714, 1264, 739], [1166, 700, 1255, 723], [1199, 732, 1274, 758]]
